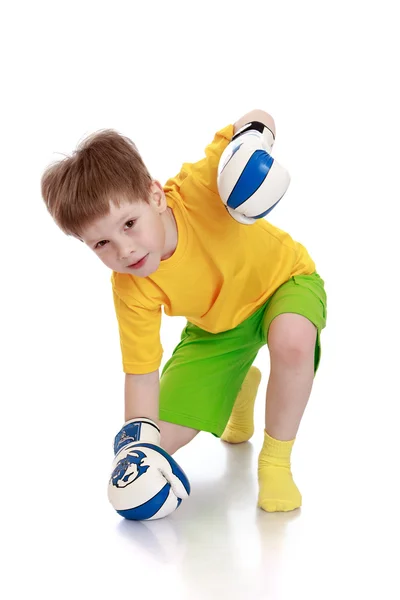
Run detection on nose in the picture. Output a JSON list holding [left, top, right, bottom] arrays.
[[118, 245, 135, 261]]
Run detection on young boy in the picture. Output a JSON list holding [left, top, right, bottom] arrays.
[[41, 109, 327, 520]]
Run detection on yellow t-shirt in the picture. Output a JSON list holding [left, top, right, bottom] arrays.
[[112, 124, 316, 374]]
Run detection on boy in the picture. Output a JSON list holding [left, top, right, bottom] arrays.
[[41, 109, 327, 519]]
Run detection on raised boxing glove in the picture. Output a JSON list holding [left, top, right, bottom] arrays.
[[217, 120, 290, 224], [108, 418, 190, 520]]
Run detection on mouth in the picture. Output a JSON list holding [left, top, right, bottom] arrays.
[[127, 254, 149, 269]]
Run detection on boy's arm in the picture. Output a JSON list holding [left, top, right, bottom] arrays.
[[109, 369, 191, 520], [125, 370, 160, 423]]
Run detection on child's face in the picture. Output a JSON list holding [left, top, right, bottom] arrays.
[[80, 182, 175, 276]]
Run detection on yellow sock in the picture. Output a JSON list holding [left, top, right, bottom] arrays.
[[257, 431, 302, 512], [221, 366, 262, 443]]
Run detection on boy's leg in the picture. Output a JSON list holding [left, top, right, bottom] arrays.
[[159, 420, 199, 455], [158, 315, 265, 447], [265, 313, 316, 441], [258, 273, 327, 513], [220, 365, 262, 443], [258, 313, 316, 512]]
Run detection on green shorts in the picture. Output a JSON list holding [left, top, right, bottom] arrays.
[[159, 272, 327, 437]]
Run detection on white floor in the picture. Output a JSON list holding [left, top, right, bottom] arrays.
[[4, 339, 399, 600]]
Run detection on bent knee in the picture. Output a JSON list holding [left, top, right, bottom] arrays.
[[268, 314, 316, 366]]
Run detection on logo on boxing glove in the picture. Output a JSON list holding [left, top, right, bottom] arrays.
[[110, 448, 149, 488]]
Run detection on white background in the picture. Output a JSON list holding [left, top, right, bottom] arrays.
[[1, 1, 399, 598]]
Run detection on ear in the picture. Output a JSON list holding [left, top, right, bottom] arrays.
[[149, 181, 167, 213]]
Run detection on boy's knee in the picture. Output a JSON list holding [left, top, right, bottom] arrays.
[[159, 420, 199, 455], [268, 313, 316, 367]]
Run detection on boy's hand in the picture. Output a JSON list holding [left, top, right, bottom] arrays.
[[217, 120, 290, 224], [108, 418, 190, 520]]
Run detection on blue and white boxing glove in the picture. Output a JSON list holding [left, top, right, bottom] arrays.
[[217, 121, 290, 224], [108, 418, 190, 520]]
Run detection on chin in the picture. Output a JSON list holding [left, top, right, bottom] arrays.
[[145, 254, 161, 275], [133, 254, 161, 277]]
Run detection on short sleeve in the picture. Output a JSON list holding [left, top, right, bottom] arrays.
[[112, 289, 163, 374]]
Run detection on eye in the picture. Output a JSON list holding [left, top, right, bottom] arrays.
[[95, 240, 108, 249], [125, 219, 136, 229]]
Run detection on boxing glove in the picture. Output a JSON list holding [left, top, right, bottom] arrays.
[[108, 418, 190, 520], [217, 120, 290, 224]]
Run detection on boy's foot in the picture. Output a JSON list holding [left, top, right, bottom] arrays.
[[257, 432, 302, 512]]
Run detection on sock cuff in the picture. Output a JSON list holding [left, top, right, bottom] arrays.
[[261, 430, 295, 463]]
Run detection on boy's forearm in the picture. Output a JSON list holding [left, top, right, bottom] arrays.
[[124, 370, 160, 423]]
